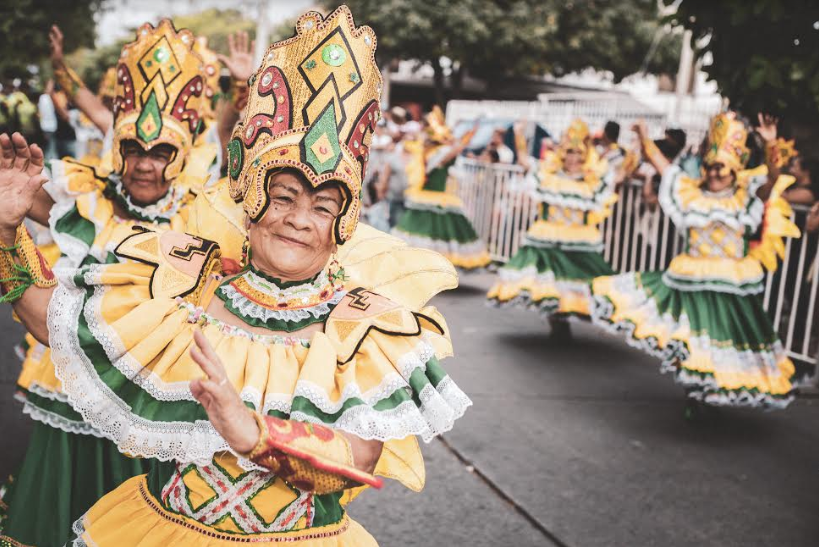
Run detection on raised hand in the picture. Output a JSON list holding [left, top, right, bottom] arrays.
[[0, 133, 48, 242], [217, 31, 256, 84], [49, 25, 65, 66], [189, 329, 260, 454], [756, 112, 778, 143]]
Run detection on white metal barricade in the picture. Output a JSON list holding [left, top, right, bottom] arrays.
[[453, 158, 819, 367]]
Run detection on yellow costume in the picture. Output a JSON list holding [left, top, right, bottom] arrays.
[[591, 114, 800, 408]]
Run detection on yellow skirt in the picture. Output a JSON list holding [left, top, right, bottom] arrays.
[[72, 475, 378, 546]]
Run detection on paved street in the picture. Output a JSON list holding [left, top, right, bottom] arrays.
[[2, 272, 819, 546]]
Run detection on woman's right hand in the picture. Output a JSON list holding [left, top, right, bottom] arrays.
[[0, 133, 48, 244], [217, 31, 256, 84]]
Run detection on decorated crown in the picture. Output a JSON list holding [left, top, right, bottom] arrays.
[[97, 67, 118, 100], [111, 19, 207, 181], [227, 6, 382, 244], [193, 36, 222, 121], [559, 118, 590, 157], [703, 112, 749, 172], [425, 106, 453, 144]]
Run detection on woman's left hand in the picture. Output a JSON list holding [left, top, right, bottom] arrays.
[[190, 329, 260, 454]]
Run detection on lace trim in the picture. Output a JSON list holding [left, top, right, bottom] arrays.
[[22, 402, 106, 438], [219, 284, 346, 324], [390, 229, 488, 257], [70, 515, 88, 546], [659, 166, 765, 231], [177, 299, 312, 346], [403, 199, 465, 213], [107, 174, 186, 222], [661, 271, 764, 295], [50, 276, 471, 462], [521, 235, 604, 252]]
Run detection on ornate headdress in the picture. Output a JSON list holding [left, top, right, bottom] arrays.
[[193, 36, 222, 121], [227, 6, 382, 244], [111, 19, 207, 181], [97, 67, 118, 100], [703, 112, 749, 173], [425, 106, 453, 144], [558, 118, 591, 158]]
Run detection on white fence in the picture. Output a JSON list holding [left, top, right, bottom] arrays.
[[453, 158, 819, 367]]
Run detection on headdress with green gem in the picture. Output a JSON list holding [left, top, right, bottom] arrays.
[[111, 19, 207, 182], [227, 6, 382, 244]]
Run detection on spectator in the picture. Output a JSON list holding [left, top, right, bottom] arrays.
[[478, 127, 514, 164], [783, 156, 819, 206], [38, 81, 59, 159], [807, 201, 819, 233]]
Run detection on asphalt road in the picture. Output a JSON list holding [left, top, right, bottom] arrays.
[[2, 272, 818, 546]]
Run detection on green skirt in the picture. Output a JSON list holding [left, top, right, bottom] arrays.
[[0, 421, 148, 547], [487, 244, 614, 319], [592, 271, 796, 408], [392, 206, 490, 270]]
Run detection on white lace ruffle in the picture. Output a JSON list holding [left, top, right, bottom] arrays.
[[50, 274, 471, 464], [661, 271, 764, 295], [108, 174, 186, 222], [658, 166, 765, 231], [402, 199, 466, 213], [520, 235, 604, 252], [22, 402, 106, 438], [219, 284, 346, 324], [390, 229, 487, 257]]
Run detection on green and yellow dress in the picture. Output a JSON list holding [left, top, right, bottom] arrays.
[[591, 165, 800, 407], [487, 151, 616, 318], [0, 160, 238, 547], [41, 226, 468, 545], [391, 141, 490, 270]]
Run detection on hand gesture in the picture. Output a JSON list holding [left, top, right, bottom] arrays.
[[631, 119, 648, 139], [0, 133, 48, 236], [189, 329, 260, 454], [49, 25, 65, 66], [217, 31, 256, 84], [756, 113, 778, 143]]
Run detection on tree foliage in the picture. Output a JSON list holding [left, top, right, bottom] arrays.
[[667, 0, 819, 122], [0, 0, 104, 81], [66, 8, 257, 94], [320, 0, 679, 104]]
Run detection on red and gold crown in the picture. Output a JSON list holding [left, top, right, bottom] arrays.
[[227, 6, 382, 244], [703, 112, 749, 172], [111, 19, 207, 181], [193, 36, 222, 121]]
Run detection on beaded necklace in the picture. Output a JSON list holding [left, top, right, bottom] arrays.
[[216, 261, 346, 332]]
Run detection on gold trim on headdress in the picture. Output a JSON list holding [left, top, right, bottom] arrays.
[[425, 106, 452, 144], [97, 67, 118, 100], [558, 118, 590, 159], [111, 19, 207, 181], [227, 6, 382, 243], [703, 112, 749, 173], [193, 36, 222, 121]]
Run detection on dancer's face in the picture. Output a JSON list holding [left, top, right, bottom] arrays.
[[704, 162, 734, 192], [563, 148, 583, 174], [120, 140, 175, 206], [248, 170, 342, 282]]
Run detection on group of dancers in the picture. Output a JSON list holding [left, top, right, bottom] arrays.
[[0, 5, 805, 547], [401, 108, 801, 415]]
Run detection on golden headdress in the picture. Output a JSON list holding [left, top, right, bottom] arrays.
[[425, 105, 453, 144], [111, 19, 207, 181], [97, 67, 118, 100], [227, 6, 382, 244], [703, 112, 750, 173], [558, 118, 591, 158], [193, 36, 222, 121]]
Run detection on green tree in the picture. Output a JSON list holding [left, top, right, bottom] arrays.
[[321, 0, 679, 105], [667, 0, 819, 123], [0, 0, 105, 81]]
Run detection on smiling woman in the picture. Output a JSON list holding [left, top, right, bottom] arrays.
[[0, 6, 469, 546]]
